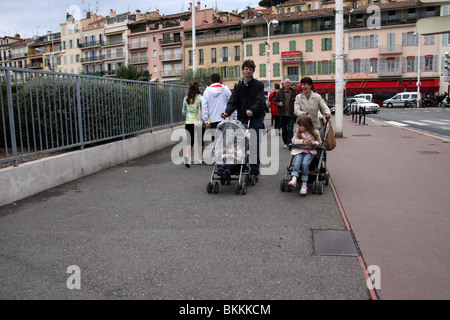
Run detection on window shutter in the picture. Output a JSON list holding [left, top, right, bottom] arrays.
[[260, 64, 266, 77], [273, 42, 279, 54], [246, 44, 252, 57], [289, 40, 296, 51], [259, 43, 265, 55], [273, 63, 280, 77]]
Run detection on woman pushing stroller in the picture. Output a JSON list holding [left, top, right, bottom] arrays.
[[288, 115, 322, 196]]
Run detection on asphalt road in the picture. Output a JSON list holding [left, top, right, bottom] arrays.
[[0, 117, 370, 300], [368, 107, 450, 139]]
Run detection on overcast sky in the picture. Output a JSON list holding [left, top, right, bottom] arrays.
[[1, 0, 260, 38]]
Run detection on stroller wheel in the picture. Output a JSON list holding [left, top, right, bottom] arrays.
[[235, 183, 241, 194], [214, 182, 219, 194], [280, 179, 287, 192], [207, 182, 213, 194], [312, 181, 318, 194], [241, 183, 248, 195], [318, 181, 324, 194]]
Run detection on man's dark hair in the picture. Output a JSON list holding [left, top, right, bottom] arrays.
[[210, 73, 221, 83], [274, 83, 280, 90], [242, 59, 256, 71]]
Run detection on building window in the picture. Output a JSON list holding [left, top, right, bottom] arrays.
[[370, 58, 378, 74], [188, 50, 193, 66], [246, 44, 252, 57], [322, 38, 332, 51], [259, 64, 266, 77], [199, 49, 204, 65], [425, 55, 433, 71], [211, 48, 217, 63], [406, 32, 416, 46], [235, 65, 241, 78], [353, 36, 361, 49], [305, 39, 313, 52], [387, 57, 396, 73], [322, 61, 329, 75], [306, 61, 313, 75], [407, 56, 415, 72], [234, 46, 240, 61], [353, 59, 361, 73]]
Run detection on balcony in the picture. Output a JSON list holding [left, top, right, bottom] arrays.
[[78, 40, 104, 49], [160, 69, 182, 77], [159, 37, 182, 46], [103, 53, 125, 61], [129, 57, 148, 64], [129, 43, 148, 50], [379, 45, 402, 55], [159, 53, 182, 62], [80, 55, 104, 63], [103, 40, 125, 47]]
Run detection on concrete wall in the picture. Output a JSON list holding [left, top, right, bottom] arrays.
[[0, 127, 177, 207]]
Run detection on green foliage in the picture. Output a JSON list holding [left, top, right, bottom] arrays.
[[180, 68, 212, 88], [114, 64, 151, 82]]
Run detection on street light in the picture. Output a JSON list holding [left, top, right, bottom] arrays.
[[255, 11, 278, 89]]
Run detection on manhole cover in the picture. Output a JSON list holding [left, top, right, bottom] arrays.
[[312, 230, 359, 256]]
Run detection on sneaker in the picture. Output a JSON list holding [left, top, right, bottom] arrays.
[[288, 143, 293, 150], [283, 144, 288, 149], [300, 185, 308, 196], [288, 177, 297, 187], [184, 155, 190, 168]]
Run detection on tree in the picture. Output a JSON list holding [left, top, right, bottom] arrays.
[[180, 68, 212, 88], [114, 64, 151, 82], [258, 0, 290, 8]]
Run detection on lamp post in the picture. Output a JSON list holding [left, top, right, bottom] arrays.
[[256, 11, 278, 89]]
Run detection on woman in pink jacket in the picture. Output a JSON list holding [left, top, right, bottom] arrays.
[[288, 115, 322, 196]]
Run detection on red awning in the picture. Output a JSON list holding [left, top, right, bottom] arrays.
[[297, 79, 440, 94]]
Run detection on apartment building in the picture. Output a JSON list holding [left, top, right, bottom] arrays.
[[128, 2, 218, 83], [183, 13, 246, 88], [1, 36, 23, 68], [60, 13, 83, 74], [27, 32, 62, 71]]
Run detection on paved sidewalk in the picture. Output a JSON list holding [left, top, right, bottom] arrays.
[[0, 117, 371, 300], [328, 117, 450, 300]]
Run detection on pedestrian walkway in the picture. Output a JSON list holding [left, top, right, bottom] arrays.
[[0, 117, 371, 300], [328, 117, 450, 300]]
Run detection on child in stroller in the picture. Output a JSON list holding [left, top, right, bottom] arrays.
[[281, 115, 330, 196], [206, 119, 255, 195]]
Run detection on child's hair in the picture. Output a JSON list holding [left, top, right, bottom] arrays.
[[297, 115, 320, 141], [186, 81, 201, 104]]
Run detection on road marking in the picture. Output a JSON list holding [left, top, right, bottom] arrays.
[[371, 119, 450, 142], [421, 120, 449, 125], [385, 121, 409, 127], [402, 120, 429, 126]]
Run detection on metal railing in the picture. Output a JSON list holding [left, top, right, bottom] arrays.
[[1, 66, 188, 167]]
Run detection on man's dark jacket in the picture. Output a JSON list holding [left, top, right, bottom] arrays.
[[273, 86, 297, 118], [225, 78, 265, 128]]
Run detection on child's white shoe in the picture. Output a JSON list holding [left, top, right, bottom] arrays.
[[288, 176, 297, 187], [300, 183, 308, 196]]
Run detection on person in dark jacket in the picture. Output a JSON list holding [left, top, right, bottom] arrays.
[[274, 78, 297, 149], [221, 59, 265, 177]]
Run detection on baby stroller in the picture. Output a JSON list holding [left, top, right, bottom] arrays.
[[206, 119, 256, 195], [280, 120, 331, 195]]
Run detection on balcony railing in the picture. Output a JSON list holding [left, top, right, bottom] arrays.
[[159, 37, 182, 45], [78, 40, 104, 48], [103, 53, 124, 60], [379, 45, 403, 54], [80, 55, 104, 63], [160, 69, 182, 77], [129, 57, 148, 64], [159, 53, 182, 61]]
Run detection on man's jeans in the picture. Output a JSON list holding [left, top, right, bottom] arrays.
[[280, 116, 295, 146], [291, 152, 313, 182]]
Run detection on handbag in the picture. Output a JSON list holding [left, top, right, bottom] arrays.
[[325, 120, 336, 151]]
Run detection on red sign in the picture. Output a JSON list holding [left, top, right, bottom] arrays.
[[281, 51, 301, 58]]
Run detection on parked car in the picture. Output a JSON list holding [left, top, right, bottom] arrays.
[[345, 97, 380, 114], [354, 93, 374, 102], [383, 92, 420, 108]]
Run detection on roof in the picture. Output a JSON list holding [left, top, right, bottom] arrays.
[[352, 0, 422, 13]]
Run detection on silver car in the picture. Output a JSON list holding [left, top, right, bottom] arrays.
[[347, 98, 380, 114]]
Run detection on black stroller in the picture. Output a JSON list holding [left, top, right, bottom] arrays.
[[280, 120, 331, 195], [206, 119, 256, 195]]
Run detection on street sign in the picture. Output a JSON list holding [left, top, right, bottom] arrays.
[[416, 15, 450, 35]]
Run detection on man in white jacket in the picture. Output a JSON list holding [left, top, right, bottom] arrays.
[[202, 73, 232, 129]]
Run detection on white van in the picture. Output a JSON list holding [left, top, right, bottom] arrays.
[[383, 92, 421, 108], [354, 93, 373, 102]]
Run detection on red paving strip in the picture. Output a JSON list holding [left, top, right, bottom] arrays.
[[330, 176, 379, 300]]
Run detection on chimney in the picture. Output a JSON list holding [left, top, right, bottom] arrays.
[[197, 1, 201, 11]]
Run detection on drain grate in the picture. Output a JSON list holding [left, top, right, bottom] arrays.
[[352, 134, 372, 137], [418, 151, 440, 155], [312, 230, 359, 257]]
